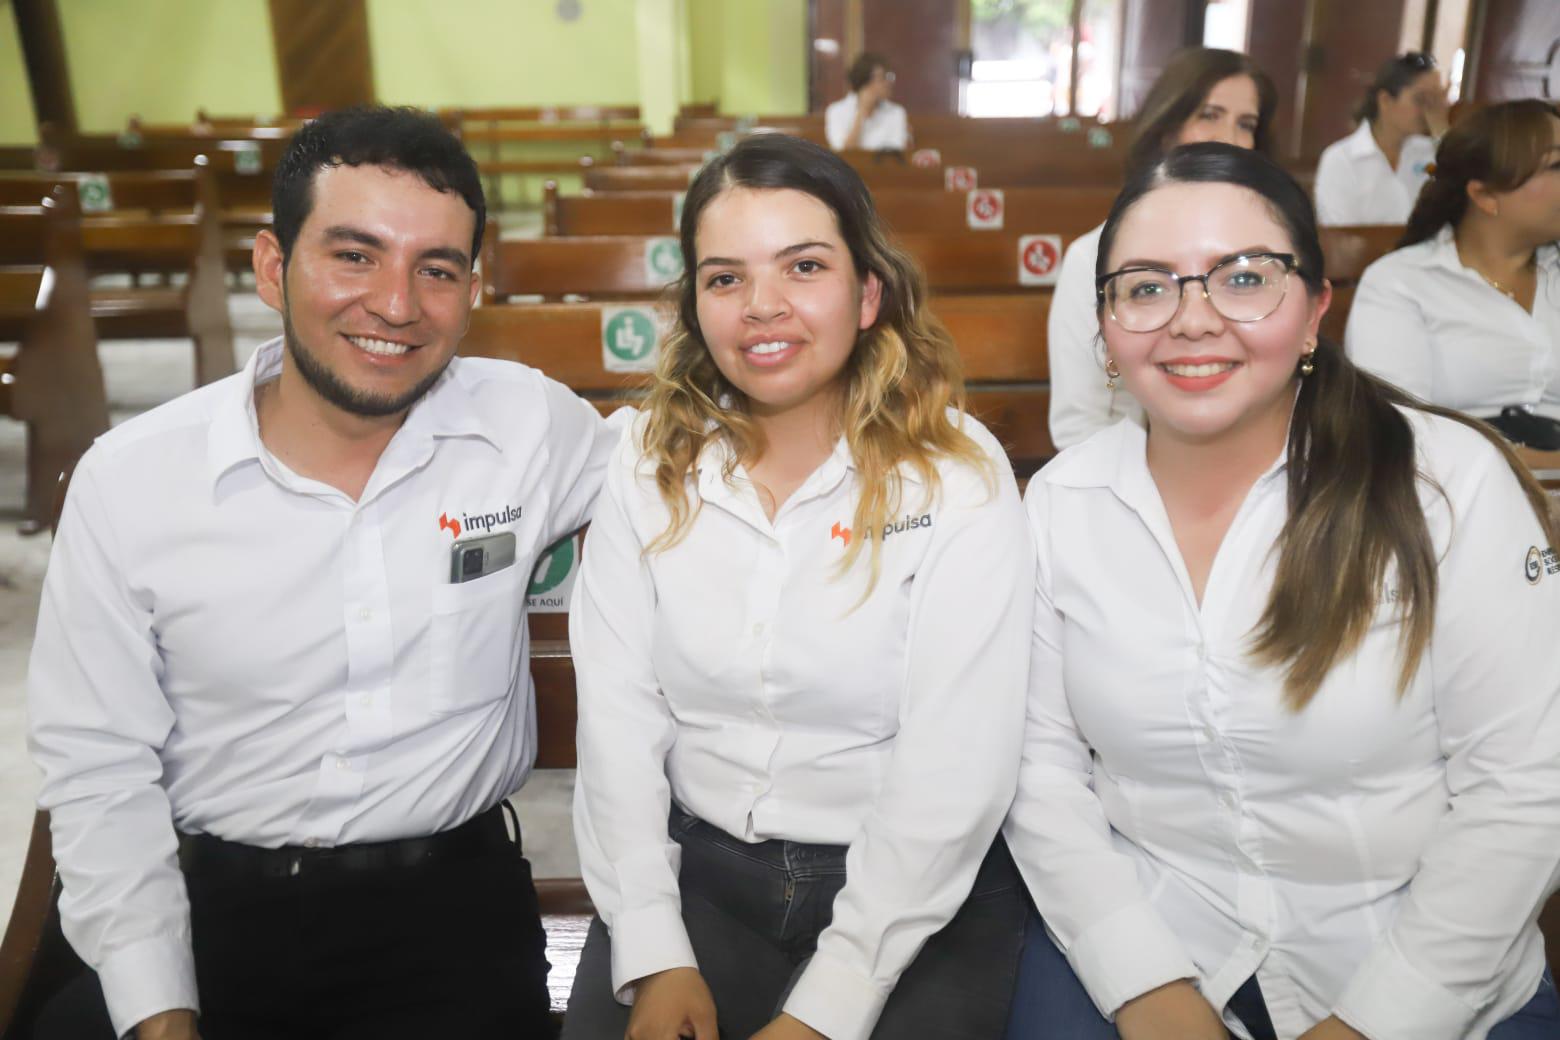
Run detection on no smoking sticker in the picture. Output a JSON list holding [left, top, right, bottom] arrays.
[[644, 237, 685, 284], [944, 166, 978, 191], [601, 305, 663, 373], [911, 148, 942, 168], [1018, 235, 1062, 286], [966, 189, 1004, 230]]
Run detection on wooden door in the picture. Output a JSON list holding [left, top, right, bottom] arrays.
[[1117, 0, 1206, 117], [1468, 0, 1560, 101], [1295, 0, 1409, 162], [863, 0, 961, 113], [267, 0, 376, 116]]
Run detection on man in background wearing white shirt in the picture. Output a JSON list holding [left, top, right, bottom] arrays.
[[825, 53, 912, 152], [28, 106, 616, 1040]]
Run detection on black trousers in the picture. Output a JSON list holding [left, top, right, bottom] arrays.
[[36, 807, 554, 1040], [564, 805, 1027, 1039]]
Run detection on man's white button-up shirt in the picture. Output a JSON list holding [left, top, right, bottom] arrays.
[[824, 94, 910, 152], [27, 337, 617, 1036], [571, 414, 1032, 1040], [1006, 412, 1560, 1040], [1346, 226, 1560, 422], [1314, 121, 1437, 227]]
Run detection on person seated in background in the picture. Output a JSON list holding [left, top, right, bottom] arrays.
[[1006, 141, 1560, 1040], [1346, 99, 1560, 451], [1048, 46, 1277, 450], [825, 52, 911, 152], [1314, 52, 1447, 226], [561, 133, 1032, 1040], [27, 106, 617, 1040]]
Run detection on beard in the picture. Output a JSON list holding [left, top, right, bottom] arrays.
[[281, 309, 449, 419]]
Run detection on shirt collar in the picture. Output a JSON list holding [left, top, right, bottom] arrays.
[[205, 336, 502, 488], [1343, 120, 1381, 160], [1421, 224, 1560, 278]]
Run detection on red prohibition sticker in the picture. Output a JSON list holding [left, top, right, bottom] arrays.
[[966, 188, 1004, 230], [944, 165, 978, 191], [1018, 234, 1062, 286], [911, 148, 942, 168]]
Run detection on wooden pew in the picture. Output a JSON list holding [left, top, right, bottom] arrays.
[[445, 105, 645, 209], [0, 190, 108, 531], [544, 183, 1117, 238], [0, 167, 237, 386]]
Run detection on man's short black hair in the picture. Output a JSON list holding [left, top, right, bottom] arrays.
[[271, 106, 486, 268], [847, 53, 891, 93]]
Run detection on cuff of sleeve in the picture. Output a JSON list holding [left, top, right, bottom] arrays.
[[781, 949, 889, 1040], [1065, 900, 1199, 1019], [97, 932, 199, 1039], [1333, 940, 1478, 1040], [608, 901, 699, 1005]]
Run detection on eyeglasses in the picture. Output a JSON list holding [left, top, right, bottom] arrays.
[[1096, 252, 1300, 333]]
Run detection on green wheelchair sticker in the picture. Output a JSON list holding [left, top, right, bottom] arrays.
[[1087, 127, 1114, 150], [644, 237, 684, 283], [77, 174, 113, 213], [601, 305, 660, 372], [527, 535, 580, 612], [234, 143, 263, 175]]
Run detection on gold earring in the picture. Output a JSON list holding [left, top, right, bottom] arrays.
[[1105, 357, 1121, 390], [1300, 342, 1316, 376]]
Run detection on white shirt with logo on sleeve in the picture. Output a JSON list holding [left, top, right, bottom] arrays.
[[1314, 121, 1436, 226], [1005, 411, 1560, 1040], [26, 336, 619, 1037], [1346, 226, 1560, 421], [824, 93, 910, 152], [570, 411, 1032, 1040]]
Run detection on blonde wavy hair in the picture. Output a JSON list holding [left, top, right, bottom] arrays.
[[642, 133, 991, 584]]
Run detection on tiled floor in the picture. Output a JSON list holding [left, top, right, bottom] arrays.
[[0, 210, 582, 938]]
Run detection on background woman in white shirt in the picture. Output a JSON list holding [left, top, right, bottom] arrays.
[[1049, 47, 1277, 451], [562, 133, 1033, 1040], [1346, 99, 1560, 451], [1006, 142, 1560, 1040], [1313, 52, 1446, 227]]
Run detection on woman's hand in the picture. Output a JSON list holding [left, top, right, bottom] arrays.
[[750, 1012, 829, 1040], [1115, 980, 1229, 1040], [627, 967, 718, 1040], [1297, 1016, 1369, 1040]]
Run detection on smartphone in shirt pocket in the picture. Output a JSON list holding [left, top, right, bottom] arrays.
[[431, 532, 524, 714]]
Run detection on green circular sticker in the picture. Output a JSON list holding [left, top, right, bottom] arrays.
[[604, 309, 657, 362], [648, 239, 684, 280], [529, 539, 575, 595]]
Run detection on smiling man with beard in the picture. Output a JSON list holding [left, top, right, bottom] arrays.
[[27, 106, 617, 1040]]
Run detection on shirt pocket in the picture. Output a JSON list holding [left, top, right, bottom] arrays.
[[428, 564, 526, 715]]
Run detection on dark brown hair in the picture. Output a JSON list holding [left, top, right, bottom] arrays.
[[1399, 99, 1560, 249], [1098, 142, 1560, 708], [1353, 51, 1438, 124], [847, 52, 890, 93], [1126, 47, 1277, 175]]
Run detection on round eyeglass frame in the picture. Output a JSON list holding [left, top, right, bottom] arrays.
[[1094, 251, 1301, 333]]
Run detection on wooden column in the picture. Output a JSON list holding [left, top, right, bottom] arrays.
[[267, 0, 376, 116], [11, 0, 76, 132]]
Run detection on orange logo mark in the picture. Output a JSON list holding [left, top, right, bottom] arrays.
[[439, 512, 462, 538], [830, 521, 851, 547]]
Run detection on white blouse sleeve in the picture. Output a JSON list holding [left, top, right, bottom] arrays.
[[569, 427, 695, 1003], [1048, 232, 1129, 450], [782, 444, 1034, 1040], [1003, 476, 1199, 1018], [1345, 256, 1437, 401], [1333, 427, 1560, 1040]]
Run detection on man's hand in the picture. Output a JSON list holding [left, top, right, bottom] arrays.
[[1297, 1016, 1369, 1040], [858, 79, 889, 118], [627, 966, 718, 1040], [750, 1012, 828, 1040], [1115, 980, 1228, 1040], [135, 1009, 199, 1040]]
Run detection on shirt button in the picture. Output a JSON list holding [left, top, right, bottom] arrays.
[[358, 607, 373, 622], [1221, 792, 1238, 811], [358, 693, 373, 707], [335, 758, 350, 771], [302, 838, 319, 849], [1196, 643, 1209, 662], [1202, 725, 1218, 744], [752, 622, 766, 636]]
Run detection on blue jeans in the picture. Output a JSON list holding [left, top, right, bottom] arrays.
[[564, 805, 1027, 1039], [1004, 909, 1560, 1039]]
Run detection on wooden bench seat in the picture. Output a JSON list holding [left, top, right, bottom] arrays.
[[0, 168, 236, 386]]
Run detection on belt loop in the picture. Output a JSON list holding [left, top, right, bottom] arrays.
[[500, 799, 521, 849]]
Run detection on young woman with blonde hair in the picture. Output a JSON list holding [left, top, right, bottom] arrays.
[[1006, 142, 1560, 1040], [561, 133, 1033, 1040]]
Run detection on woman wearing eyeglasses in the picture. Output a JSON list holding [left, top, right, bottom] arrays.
[[1346, 100, 1560, 453], [1314, 52, 1447, 227], [1004, 142, 1560, 1040], [1049, 47, 1278, 451]]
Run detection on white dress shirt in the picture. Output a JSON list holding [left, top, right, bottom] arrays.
[[1005, 413, 1560, 1040], [27, 337, 616, 1037], [1048, 223, 1146, 450], [824, 94, 910, 151], [1346, 226, 1560, 421], [1314, 121, 1436, 226], [571, 413, 1032, 1040]]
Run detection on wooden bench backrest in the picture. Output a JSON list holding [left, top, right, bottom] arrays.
[[485, 231, 1083, 301], [0, 170, 198, 212], [1318, 224, 1403, 342]]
